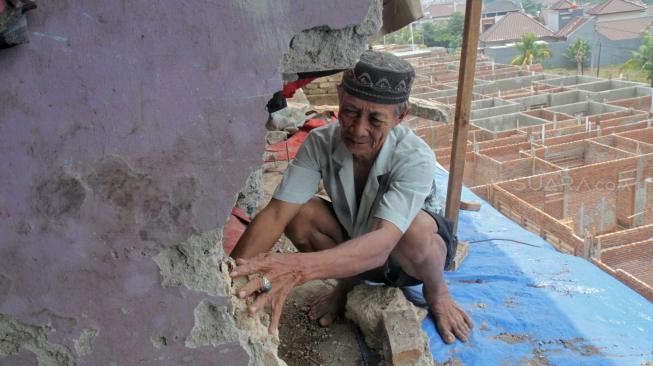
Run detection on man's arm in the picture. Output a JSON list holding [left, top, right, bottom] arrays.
[[297, 218, 403, 281], [230, 198, 302, 259]]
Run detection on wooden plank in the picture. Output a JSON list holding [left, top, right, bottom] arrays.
[[445, 0, 483, 233]]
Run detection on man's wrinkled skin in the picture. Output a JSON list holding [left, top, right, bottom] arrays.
[[230, 89, 473, 344]]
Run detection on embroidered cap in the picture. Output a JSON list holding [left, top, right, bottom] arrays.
[[341, 50, 415, 105]]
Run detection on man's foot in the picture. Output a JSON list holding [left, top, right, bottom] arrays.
[[308, 282, 351, 326], [429, 292, 473, 344]]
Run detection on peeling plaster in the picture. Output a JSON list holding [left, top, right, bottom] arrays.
[[73, 328, 97, 357], [0, 314, 75, 366], [153, 229, 227, 297]]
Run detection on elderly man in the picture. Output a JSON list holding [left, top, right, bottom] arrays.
[[230, 50, 472, 344]]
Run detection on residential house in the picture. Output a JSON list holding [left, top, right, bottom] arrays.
[[541, 0, 584, 31], [586, 0, 647, 22], [480, 12, 556, 46], [424, 1, 466, 22], [482, 0, 522, 19]]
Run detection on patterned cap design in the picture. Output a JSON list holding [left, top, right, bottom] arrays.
[[341, 50, 415, 105]]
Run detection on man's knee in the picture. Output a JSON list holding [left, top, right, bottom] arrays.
[[284, 198, 321, 248], [394, 211, 445, 264]]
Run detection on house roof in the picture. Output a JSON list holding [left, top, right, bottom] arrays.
[[425, 2, 466, 19], [554, 16, 591, 38], [596, 16, 653, 40], [482, 0, 522, 15], [586, 0, 646, 15], [479, 12, 555, 43], [550, 0, 574, 10]]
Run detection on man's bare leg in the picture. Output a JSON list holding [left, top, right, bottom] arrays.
[[390, 211, 473, 344], [284, 197, 359, 326]]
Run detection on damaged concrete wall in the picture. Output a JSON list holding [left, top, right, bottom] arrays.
[[0, 0, 381, 364]]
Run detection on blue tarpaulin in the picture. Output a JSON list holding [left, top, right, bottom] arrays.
[[404, 166, 653, 366]]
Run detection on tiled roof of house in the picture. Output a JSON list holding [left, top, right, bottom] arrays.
[[586, 0, 646, 15], [482, 0, 522, 14], [554, 16, 591, 38], [596, 16, 653, 40], [425, 2, 466, 18], [480, 12, 555, 43]]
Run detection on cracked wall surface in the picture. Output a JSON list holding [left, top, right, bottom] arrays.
[[0, 0, 381, 364]]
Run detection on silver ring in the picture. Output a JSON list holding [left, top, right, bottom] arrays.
[[260, 276, 272, 293]]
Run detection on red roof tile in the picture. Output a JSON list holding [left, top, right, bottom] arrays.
[[480, 12, 555, 43], [586, 0, 646, 15]]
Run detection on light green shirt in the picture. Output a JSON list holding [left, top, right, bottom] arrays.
[[273, 123, 441, 238]]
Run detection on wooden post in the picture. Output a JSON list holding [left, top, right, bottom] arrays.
[[445, 0, 482, 233]]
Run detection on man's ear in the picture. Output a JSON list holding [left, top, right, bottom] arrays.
[[396, 104, 410, 125]]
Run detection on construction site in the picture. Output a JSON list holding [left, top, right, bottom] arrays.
[[399, 49, 653, 303]]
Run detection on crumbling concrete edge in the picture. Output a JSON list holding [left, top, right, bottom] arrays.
[[154, 230, 287, 365], [282, 0, 383, 73], [409, 97, 450, 123]]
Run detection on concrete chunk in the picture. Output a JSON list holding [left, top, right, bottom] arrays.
[[382, 310, 427, 366]]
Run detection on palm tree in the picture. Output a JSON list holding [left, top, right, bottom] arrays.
[[564, 38, 590, 75], [623, 34, 653, 87], [511, 33, 551, 65]]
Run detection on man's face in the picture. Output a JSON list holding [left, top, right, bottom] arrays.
[[338, 90, 406, 161]]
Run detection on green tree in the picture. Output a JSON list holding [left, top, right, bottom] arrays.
[[446, 12, 464, 50], [421, 12, 464, 51], [523, 0, 542, 16], [623, 34, 653, 87], [564, 38, 590, 75], [511, 33, 551, 65]]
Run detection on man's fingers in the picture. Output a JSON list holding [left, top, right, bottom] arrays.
[[249, 291, 272, 314], [230, 261, 261, 278], [237, 276, 269, 299], [268, 289, 289, 336]]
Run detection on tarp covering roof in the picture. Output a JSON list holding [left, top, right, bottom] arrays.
[[403, 166, 653, 365]]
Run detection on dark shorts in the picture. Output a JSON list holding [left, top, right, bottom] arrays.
[[320, 198, 458, 288]]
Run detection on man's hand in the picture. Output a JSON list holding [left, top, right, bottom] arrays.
[[230, 252, 307, 335]]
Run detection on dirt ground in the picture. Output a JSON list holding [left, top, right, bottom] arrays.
[[278, 280, 366, 366]]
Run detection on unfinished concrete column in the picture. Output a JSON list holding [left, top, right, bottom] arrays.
[[599, 197, 606, 234], [634, 155, 646, 227], [562, 169, 571, 219]]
